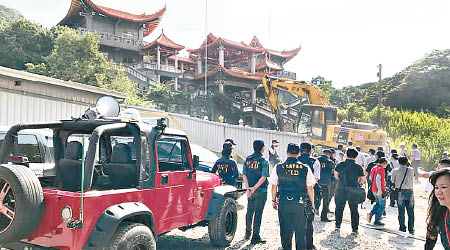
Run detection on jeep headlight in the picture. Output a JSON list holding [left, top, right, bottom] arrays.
[[61, 206, 73, 222]]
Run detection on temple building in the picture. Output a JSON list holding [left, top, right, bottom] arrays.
[[58, 0, 166, 90], [58, 1, 301, 128]]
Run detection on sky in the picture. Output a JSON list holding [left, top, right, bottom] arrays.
[[1, 0, 449, 88]]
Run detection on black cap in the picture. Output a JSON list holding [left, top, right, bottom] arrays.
[[377, 146, 384, 151], [300, 142, 312, 152], [272, 139, 279, 143], [440, 159, 450, 165], [369, 148, 376, 154], [391, 149, 398, 154], [225, 138, 236, 145], [323, 149, 332, 155], [337, 144, 344, 150], [355, 146, 361, 151], [223, 142, 233, 150], [329, 148, 336, 154], [348, 141, 353, 146], [376, 151, 385, 159], [287, 143, 300, 154], [253, 140, 265, 152]]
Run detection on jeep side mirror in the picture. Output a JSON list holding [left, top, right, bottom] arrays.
[[193, 155, 199, 169]]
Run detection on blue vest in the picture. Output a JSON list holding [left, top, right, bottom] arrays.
[[244, 152, 268, 190], [213, 157, 237, 186], [298, 153, 316, 173], [318, 155, 333, 185], [277, 157, 308, 201]]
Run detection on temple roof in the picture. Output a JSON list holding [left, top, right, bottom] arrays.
[[187, 33, 265, 53], [142, 30, 185, 51], [194, 65, 265, 81], [58, 0, 165, 37], [188, 33, 301, 62]]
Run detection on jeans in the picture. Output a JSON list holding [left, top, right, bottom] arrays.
[[397, 191, 415, 232], [314, 184, 331, 219], [246, 189, 267, 237], [370, 192, 386, 223], [278, 202, 307, 250], [335, 189, 360, 231]]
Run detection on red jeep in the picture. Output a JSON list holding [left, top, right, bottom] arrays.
[[0, 106, 239, 249]]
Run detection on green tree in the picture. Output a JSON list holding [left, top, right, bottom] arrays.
[[0, 4, 23, 26], [26, 28, 146, 106], [0, 19, 53, 70]]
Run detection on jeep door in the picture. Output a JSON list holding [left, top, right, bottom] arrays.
[[153, 135, 196, 233]]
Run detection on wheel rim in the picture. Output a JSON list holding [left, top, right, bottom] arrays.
[[0, 178, 15, 233], [224, 210, 236, 237]]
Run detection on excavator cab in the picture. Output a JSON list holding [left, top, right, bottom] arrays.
[[297, 104, 337, 141]]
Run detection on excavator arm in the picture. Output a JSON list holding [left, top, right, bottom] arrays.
[[262, 75, 330, 131]]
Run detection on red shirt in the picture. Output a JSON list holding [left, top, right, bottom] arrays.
[[370, 165, 386, 193]]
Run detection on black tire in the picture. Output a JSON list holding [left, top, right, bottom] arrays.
[[0, 164, 44, 243], [107, 222, 156, 250], [208, 197, 237, 247]]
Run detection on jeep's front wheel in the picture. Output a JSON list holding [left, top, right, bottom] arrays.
[[107, 222, 156, 250], [208, 197, 237, 247]]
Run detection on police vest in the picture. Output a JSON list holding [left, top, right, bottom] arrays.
[[318, 155, 333, 185], [244, 152, 268, 189], [213, 157, 237, 185], [298, 153, 316, 173], [277, 158, 308, 200]]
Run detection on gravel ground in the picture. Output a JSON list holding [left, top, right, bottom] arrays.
[[157, 177, 445, 250]]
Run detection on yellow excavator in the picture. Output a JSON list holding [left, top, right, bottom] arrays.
[[262, 75, 386, 152]]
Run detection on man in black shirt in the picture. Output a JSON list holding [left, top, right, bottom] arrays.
[[334, 148, 365, 233]]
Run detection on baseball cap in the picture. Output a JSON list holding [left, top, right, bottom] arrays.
[[225, 138, 236, 145], [272, 139, 279, 144], [323, 149, 332, 155], [287, 143, 300, 154]]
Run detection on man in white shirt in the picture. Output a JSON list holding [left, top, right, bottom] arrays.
[[367, 149, 377, 165], [399, 142, 408, 159], [410, 144, 421, 180], [355, 146, 367, 169]]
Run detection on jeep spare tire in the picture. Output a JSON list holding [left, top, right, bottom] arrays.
[[208, 197, 237, 247], [0, 165, 44, 243]]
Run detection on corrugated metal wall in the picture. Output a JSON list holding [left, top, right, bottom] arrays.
[[0, 90, 88, 126], [137, 108, 306, 161]]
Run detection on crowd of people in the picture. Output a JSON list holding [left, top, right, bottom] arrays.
[[209, 138, 450, 250]]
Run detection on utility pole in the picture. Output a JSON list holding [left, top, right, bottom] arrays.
[[376, 64, 382, 125]]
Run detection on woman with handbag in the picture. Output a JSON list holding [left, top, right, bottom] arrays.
[[367, 157, 388, 226]]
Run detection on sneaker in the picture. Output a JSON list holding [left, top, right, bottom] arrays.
[[382, 211, 387, 217], [352, 229, 359, 234], [409, 230, 415, 235], [335, 224, 341, 229], [399, 227, 406, 232], [244, 231, 251, 240], [367, 213, 373, 223], [251, 236, 266, 244], [374, 221, 385, 226], [307, 245, 317, 250]]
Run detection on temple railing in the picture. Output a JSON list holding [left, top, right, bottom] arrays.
[[276, 70, 297, 80], [78, 28, 147, 51]]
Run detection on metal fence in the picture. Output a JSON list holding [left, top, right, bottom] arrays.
[[135, 107, 307, 161]]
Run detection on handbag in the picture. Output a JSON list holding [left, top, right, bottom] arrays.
[[343, 168, 366, 204]]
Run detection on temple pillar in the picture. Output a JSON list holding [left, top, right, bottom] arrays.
[[218, 45, 225, 66], [175, 53, 179, 71], [138, 27, 144, 40], [157, 74, 161, 82], [165, 57, 168, 66], [113, 19, 121, 35], [174, 77, 178, 91], [251, 53, 256, 74], [217, 79, 225, 94], [157, 46, 161, 70], [251, 86, 257, 104], [184, 83, 188, 92], [197, 60, 202, 74], [181, 62, 184, 72], [86, 12, 93, 30]]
